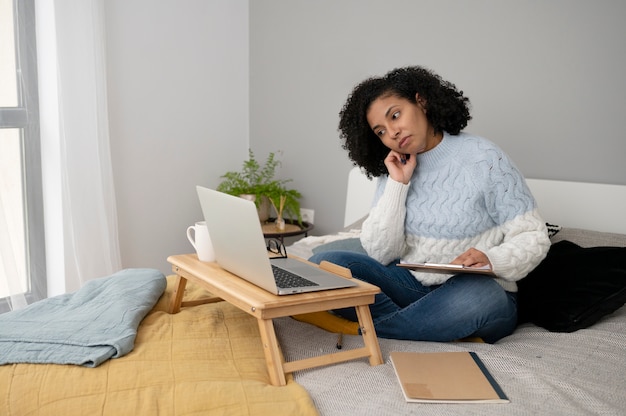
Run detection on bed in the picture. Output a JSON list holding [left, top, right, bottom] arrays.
[[1, 169, 625, 416], [0, 274, 318, 416], [280, 168, 626, 416]]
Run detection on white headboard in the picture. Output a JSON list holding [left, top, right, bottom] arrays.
[[344, 167, 626, 234], [525, 178, 626, 235], [344, 167, 377, 227]]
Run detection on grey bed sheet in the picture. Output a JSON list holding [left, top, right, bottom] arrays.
[[283, 227, 626, 415], [276, 305, 625, 416]]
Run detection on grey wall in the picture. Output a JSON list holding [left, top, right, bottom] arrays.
[[105, 0, 249, 273], [105, 0, 626, 274], [250, 0, 626, 236]]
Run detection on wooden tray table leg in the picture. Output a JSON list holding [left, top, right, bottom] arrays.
[[354, 304, 383, 366], [256, 318, 287, 386], [168, 274, 188, 314]]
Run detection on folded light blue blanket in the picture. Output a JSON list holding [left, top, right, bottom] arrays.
[[0, 268, 166, 367]]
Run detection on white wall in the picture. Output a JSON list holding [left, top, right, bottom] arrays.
[[250, 0, 626, 236], [105, 0, 249, 273]]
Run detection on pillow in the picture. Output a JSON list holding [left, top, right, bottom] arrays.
[[517, 240, 626, 332], [311, 238, 367, 255]]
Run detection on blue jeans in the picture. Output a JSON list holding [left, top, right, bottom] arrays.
[[308, 251, 518, 343]]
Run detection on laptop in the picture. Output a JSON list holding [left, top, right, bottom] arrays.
[[196, 186, 358, 295]]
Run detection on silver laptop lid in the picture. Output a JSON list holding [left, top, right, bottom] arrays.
[[196, 186, 279, 293]]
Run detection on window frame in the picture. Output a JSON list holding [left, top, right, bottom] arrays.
[[0, 0, 46, 312]]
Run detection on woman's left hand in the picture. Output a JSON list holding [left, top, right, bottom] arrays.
[[451, 248, 491, 268]]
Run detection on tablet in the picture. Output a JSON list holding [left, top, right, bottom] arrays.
[[396, 262, 495, 276]]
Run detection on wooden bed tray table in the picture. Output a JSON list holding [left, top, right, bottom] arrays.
[[167, 254, 383, 386]]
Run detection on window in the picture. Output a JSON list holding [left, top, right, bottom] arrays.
[[0, 0, 45, 312]]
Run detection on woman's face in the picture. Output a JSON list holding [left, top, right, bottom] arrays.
[[366, 94, 440, 155]]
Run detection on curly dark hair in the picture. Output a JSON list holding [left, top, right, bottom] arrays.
[[338, 66, 471, 177]]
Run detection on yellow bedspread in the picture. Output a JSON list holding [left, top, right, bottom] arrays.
[[0, 276, 318, 416]]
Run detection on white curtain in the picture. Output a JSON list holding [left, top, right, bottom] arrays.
[[0, 191, 28, 311], [0, 0, 33, 311], [37, 0, 122, 297]]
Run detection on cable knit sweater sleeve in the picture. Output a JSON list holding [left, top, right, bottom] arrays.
[[476, 151, 551, 282], [360, 178, 409, 265], [484, 210, 549, 282]]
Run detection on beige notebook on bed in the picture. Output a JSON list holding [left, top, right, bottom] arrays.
[[389, 351, 509, 403]]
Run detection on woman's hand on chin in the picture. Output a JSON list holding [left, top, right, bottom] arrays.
[[384, 150, 416, 184]]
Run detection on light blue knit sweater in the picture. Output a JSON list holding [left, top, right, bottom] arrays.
[[360, 132, 550, 292]]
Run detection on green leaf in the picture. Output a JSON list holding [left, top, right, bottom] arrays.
[[216, 149, 302, 222]]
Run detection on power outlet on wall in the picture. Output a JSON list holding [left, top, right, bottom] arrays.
[[300, 208, 315, 224]]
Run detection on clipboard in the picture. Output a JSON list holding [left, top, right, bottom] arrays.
[[396, 262, 495, 276]]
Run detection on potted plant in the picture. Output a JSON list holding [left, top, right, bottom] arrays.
[[217, 149, 302, 228]]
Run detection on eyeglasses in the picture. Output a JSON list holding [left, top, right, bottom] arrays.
[[266, 238, 287, 258]]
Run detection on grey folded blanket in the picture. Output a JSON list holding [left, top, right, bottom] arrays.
[[0, 268, 166, 367]]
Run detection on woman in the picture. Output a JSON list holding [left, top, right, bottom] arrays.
[[309, 66, 550, 343]]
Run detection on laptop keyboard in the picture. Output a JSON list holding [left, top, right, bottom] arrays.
[[272, 264, 319, 289]]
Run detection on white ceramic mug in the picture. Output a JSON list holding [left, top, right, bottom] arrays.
[[186, 221, 215, 261]]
